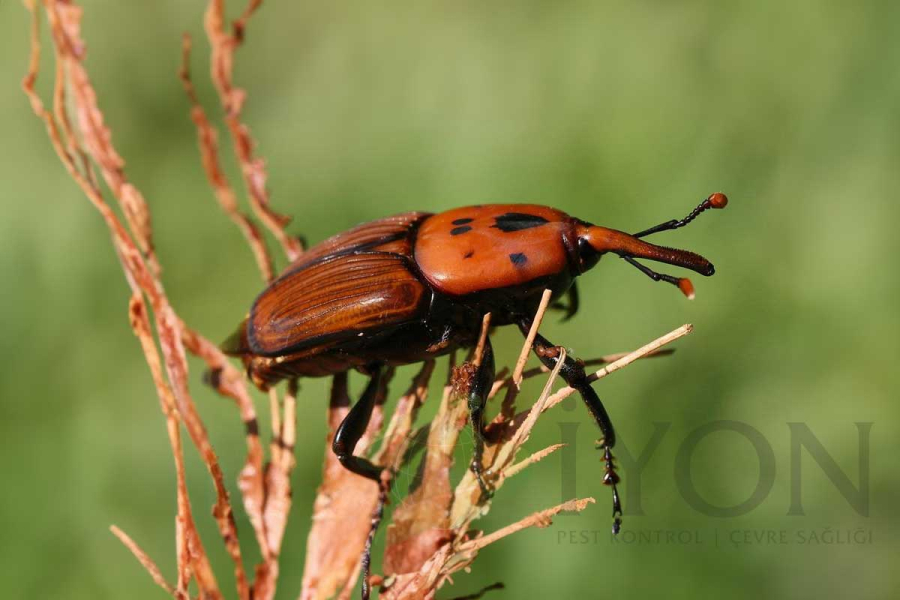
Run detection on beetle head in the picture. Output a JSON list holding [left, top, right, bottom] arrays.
[[574, 193, 727, 299]]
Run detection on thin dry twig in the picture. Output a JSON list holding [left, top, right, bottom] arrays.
[[543, 323, 694, 411], [516, 347, 674, 382], [180, 321, 270, 563], [473, 313, 492, 368], [511, 289, 553, 387], [22, 3, 249, 597], [204, 0, 303, 262], [458, 497, 596, 553], [129, 295, 217, 598], [180, 4, 301, 596], [504, 443, 566, 479], [181, 14, 303, 591], [179, 33, 275, 282], [110, 525, 176, 596]]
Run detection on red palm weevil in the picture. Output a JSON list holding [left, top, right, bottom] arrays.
[[223, 193, 728, 534]]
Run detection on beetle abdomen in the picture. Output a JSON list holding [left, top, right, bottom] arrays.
[[413, 204, 575, 296]]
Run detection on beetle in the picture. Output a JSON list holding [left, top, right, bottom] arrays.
[[223, 193, 727, 534]]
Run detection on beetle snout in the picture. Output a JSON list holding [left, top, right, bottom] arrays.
[[580, 225, 715, 277], [573, 193, 728, 297]]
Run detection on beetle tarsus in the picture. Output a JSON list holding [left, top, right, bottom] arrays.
[[332, 366, 386, 483], [603, 446, 624, 534], [622, 256, 698, 298], [471, 461, 495, 500], [468, 335, 496, 500], [361, 483, 388, 600], [518, 320, 623, 534]]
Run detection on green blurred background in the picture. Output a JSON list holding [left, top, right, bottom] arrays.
[[2, 1, 898, 598]]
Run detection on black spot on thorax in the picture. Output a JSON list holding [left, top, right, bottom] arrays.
[[452, 217, 474, 225], [450, 225, 472, 235], [491, 212, 550, 232], [509, 252, 528, 267]]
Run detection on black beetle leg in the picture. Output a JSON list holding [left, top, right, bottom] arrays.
[[469, 335, 495, 499], [551, 280, 580, 321], [332, 365, 385, 483], [360, 484, 387, 600], [331, 366, 388, 600], [517, 320, 623, 534]]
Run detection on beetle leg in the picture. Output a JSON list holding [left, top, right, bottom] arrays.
[[469, 335, 495, 499], [332, 368, 390, 600], [517, 320, 623, 534], [551, 281, 579, 321], [332, 366, 385, 483]]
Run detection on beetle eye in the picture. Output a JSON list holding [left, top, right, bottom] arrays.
[[578, 237, 600, 271]]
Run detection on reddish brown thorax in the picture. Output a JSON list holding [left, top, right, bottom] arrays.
[[414, 201, 719, 298], [414, 204, 575, 296]]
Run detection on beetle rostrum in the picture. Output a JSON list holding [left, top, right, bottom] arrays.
[[223, 193, 728, 535]]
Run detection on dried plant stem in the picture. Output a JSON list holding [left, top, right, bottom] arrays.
[[181, 5, 300, 593], [203, 0, 303, 262], [109, 526, 175, 596], [516, 347, 674, 382], [179, 33, 275, 283], [512, 288, 553, 387], [473, 312, 492, 367], [544, 323, 694, 410], [458, 497, 596, 553], [504, 443, 566, 479], [18, 3, 298, 598]]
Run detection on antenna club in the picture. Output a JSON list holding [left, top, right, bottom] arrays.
[[678, 278, 696, 300], [708, 192, 728, 209]]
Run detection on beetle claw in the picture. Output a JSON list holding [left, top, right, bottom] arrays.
[[471, 461, 495, 500]]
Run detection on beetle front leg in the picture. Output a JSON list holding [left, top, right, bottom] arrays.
[[517, 320, 623, 534], [469, 335, 495, 499], [332, 365, 385, 483], [551, 280, 580, 321]]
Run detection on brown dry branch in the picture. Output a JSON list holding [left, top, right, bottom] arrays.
[[179, 33, 275, 283], [21, 2, 697, 599], [180, 9, 305, 588], [203, 0, 303, 263], [109, 525, 176, 596], [21, 1, 269, 598], [511, 289, 553, 387]]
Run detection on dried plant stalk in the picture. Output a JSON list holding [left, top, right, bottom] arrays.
[[204, 0, 303, 263], [21, 2, 697, 599], [179, 33, 275, 283], [109, 525, 176, 596]]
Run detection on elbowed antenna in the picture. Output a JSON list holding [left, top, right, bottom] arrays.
[[632, 192, 728, 239], [578, 193, 728, 298]]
